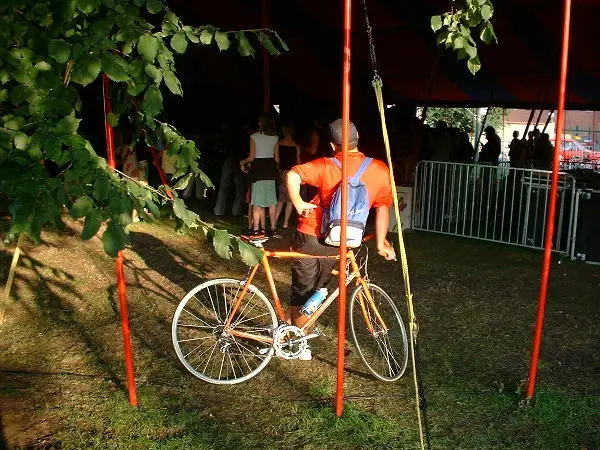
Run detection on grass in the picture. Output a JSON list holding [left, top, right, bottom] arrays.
[[1, 217, 599, 449]]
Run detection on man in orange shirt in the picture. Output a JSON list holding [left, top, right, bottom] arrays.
[[286, 119, 396, 353]]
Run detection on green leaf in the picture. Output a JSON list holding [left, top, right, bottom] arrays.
[[183, 26, 199, 43], [145, 64, 163, 84], [145, 198, 161, 217], [78, 0, 100, 14], [13, 132, 28, 150], [215, 32, 230, 51], [49, 39, 72, 64], [238, 239, 263, 266], [170, 32, 188, 54], [0, 89, 7, 101], [138, 34, 159, 62], [34, 61, 52, 71], [55, 114, 80, 135], [101, 53, 130, 82], [27, 145, 43, 160], [453, 36, 466, 49], [467, 56, 481, 75], [200, 29, 213, 45], [106, 112, 119, 127], [212, 229, 232, 259], [93, 178, 110, 201], [480, 23, 497, 44], [163, 70, 182, 96], [481, 4, 493, 20], [102, 220, 127, 257], [464, 43, 477, 59], [142, 86, 163, 117], [146, 0, 163, 14], [172, 197, 199, 228], [71, 56, 102, 86], [81, 209, 102, 240], [71, 195, 93, 218], [257, 32, 280, 56], [431, 15, 443, 32], [4, 116, 25, 131], [172, 173, 192, 190], [274, 32, 289, 52], [236, 32, 255, 57]]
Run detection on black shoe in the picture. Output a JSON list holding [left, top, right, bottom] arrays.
[[247, 229, 265, 239]]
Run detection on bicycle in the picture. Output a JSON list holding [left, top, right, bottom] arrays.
[[171, 236, 408, 385]]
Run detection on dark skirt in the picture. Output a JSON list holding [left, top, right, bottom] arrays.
[[249, 157, 279, 183]]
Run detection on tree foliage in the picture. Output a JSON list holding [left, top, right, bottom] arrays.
[[0, 0, 286, 264], [425, 107, 507, 134], [431, 0, 498, 75]]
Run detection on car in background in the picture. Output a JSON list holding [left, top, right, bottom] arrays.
[[558, 139, 592, 161]]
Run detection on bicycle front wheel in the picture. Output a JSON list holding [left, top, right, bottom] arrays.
[[349, 283, 408, 381], [172, 278, 278, 385]]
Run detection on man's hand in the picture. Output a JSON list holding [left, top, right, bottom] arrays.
[[293, 200, 317, 217], [377, 239, 396, 261]]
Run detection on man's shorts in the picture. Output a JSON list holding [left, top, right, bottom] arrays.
[[290, 231, 339, 306]]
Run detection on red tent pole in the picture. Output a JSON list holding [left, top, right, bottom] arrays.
[[102, 74, 138, 407], [526, 0, 572, 402], [262, 0, 270, 112], [335, 0, 352, 418]]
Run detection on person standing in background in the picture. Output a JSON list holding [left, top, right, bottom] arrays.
[[479, 126, 501, 164], [213, 121, 246, 216], [240, 114, 280, 237], [274, 124, 301, 229]]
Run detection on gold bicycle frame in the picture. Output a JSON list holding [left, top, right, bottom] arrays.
[[223, 245, 389, 344]]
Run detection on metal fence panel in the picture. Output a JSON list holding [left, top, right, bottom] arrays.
[[413, 161, 576, 254]]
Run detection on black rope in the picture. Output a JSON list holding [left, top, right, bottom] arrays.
[[360, 0, 379, 78]]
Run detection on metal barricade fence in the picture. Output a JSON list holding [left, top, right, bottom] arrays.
[[413, 161, 577, 254]]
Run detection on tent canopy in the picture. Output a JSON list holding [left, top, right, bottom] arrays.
[[169, 0, 600, 112]]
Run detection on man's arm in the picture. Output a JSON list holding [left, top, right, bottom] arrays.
[[287, 171, 317, 216], [375, 205, 396, 261]]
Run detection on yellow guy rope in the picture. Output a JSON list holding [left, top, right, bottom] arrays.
[[373, 76, 425, 450], [0, 233, 25, 325]]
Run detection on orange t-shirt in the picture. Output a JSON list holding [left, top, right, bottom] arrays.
[[291, 151, 393, 237]]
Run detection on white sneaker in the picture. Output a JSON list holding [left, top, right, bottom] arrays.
[[298, 346, 312, 361]]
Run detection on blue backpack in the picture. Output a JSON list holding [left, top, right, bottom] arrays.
[[321, 157, 373, 248]]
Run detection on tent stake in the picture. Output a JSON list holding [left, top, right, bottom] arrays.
[[0, 234, 25, 325]]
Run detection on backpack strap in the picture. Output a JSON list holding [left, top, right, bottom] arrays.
[[329, 157, 373, 182], [329, 157, 342, 169], [349, 157, 373, 183]]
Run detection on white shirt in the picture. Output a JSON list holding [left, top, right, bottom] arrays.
[[251, 132, 278, 159]]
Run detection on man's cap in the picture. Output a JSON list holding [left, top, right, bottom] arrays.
[[329, 118, 359, 148]]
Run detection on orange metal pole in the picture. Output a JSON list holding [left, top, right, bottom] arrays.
[[262, 0, 270, 112], [102, 74, 138, 407], [526, 0, 572, 402], [335, 0, 352, 418]]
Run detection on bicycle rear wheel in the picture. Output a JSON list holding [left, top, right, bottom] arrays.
[[349, 283, 408, 381], [172, 278, 277, 384]]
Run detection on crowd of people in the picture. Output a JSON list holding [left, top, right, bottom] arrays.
[[112, 110, 557, 236], [178, 113, 335, 238], [508, 128, 554, 169]]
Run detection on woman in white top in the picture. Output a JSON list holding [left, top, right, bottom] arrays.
[[240, 114, 279, 237]]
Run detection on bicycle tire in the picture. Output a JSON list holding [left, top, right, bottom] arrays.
[[349, 283, 408, 381], [172, 278, 277, 384]]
